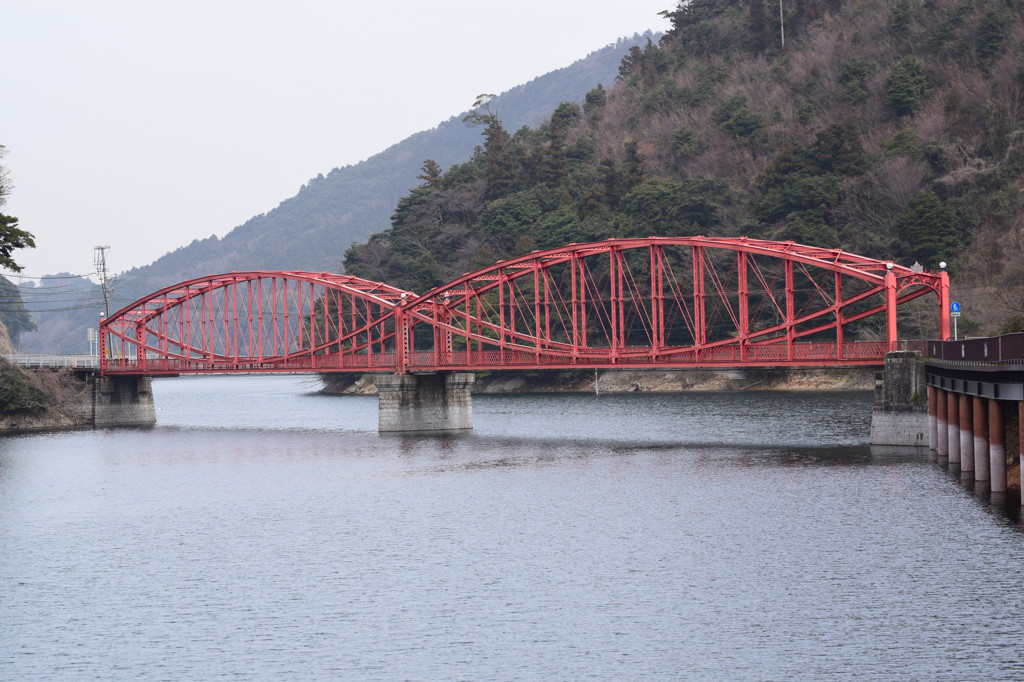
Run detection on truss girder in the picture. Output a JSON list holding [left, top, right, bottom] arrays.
[[100, 238, 950, 376], [101, 271, 414, 375], [400, 237, 949, 371]]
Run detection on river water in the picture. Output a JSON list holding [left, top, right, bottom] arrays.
[[2, 375, 1023, 680]]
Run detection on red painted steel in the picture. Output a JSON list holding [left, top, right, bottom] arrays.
[[101, 271, 414, 375], [100, 238, 949, 376]]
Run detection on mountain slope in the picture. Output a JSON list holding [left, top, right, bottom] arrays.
[[343, 0, 1024, 337]]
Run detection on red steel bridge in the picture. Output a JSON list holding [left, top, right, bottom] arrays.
[[100, 237, 950, 377]]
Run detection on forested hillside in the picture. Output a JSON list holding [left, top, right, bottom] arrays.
[[21, 34, 653, 353], [344, 0, 1024, 337]]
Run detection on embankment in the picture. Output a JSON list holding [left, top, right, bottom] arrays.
[[321, 368, 875, 396]]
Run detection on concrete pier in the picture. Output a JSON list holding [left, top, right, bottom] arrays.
[[872, 350, 929, 446], [376, 372, 474, 433], [972, 396, 989, 481], [990, 399, 1006, 493], [947, 391, 960, 466], [928, 386, 938, 451], [93, 375, 157, 427], [959, 394, 974, 472], [936, 387, 948, 457], [869, 351, 928, 446]]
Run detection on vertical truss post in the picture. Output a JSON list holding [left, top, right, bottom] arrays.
[[693, 246, 705, 348], [785, 259, 795, 361], [256, 279, 264, 362], [136, 321, 146, 371], [579, 256, 588, 349], [498, 269, 506, 365], [533, 263, 541, 359], [738, 250, 749, 362], [571, 253, 579, 357], [650, 246, 662, 355], [835, 271, 844, 360], [885, 269, 898, 351], [395, 301, 408, 372], [610, 248, 619, 359]]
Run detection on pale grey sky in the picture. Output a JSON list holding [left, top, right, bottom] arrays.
[[4, 1, 671, 280]]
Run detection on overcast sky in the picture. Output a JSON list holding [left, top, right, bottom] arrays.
[[3, 1, 671, 281]]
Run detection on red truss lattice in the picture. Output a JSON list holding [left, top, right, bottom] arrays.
[[101, 238, 949, 375]]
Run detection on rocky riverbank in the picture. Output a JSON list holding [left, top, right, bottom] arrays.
[[320, 367, 875, 396], [0, 363, 95, 433]]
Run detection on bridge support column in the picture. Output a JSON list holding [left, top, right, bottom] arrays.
[[959, 394, 974, 473], [990, 399, 1006, 493], [973, 396, 989, 482], [376, 372, 474, 433], [936, 388, 948, 457], [928, 386, 938, 451], [869, 351, 927, 446], [92, 375, 157, 427], [947, 391, 960, 467]]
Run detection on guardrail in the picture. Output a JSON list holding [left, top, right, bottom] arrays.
[[927, 333, 1024, 364], [2, 354, 100, 369]]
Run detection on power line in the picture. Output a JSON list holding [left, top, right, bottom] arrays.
[[2, 272, 96, 280]]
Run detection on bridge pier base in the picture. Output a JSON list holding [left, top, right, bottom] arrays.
[[869, 351, 928, 446], [376, 372, 474, 433], [93, 375, 157, 427]]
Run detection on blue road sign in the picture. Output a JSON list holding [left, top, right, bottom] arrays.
[[951, 301, 960, 313]]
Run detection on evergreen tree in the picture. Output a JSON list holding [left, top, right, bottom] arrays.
[[895, 191, 958, 269], [885, 57, 930, 116], [0, 146, 35, 273]]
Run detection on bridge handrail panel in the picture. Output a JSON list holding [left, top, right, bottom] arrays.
[[2, 354, 100, 369], [929, 333, 1024, 364]]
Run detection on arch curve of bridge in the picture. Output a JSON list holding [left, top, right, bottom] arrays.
[[101, 271, 415, 374], [398, 236, 949, 372], [100, 238, 949, 376]]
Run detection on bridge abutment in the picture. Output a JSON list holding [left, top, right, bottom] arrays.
[[869, 351, 928, 446], [376, 372, 474, 433], [93, 375, 157, 427]]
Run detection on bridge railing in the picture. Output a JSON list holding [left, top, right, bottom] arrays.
[[100, 339, 904, 375], [927, 333, 1024, 364], [2, 354, 100, 369], [102, 353, 400, 374], [404, 341, 889, 369]]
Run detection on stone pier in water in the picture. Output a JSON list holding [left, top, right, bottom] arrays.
[[869, 351, 928, 446], [376, 372, 475, 433]]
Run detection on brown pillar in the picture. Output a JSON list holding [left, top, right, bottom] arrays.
[[947, 391, 960, 465], [990, 399, 1006, 493], [936, 388, 948, 457], [959, 393, 974, 472], [973, 396, 989, 481], [928, 386, 938, 451]]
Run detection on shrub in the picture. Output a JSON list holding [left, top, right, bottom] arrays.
[[0, 360, 50, 413]]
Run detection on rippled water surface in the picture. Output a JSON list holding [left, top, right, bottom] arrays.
[[2, 375, 1023, 680]]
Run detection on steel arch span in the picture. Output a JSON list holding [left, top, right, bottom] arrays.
[[101, 271, 414, 375], [398, 236, 949, 371], [100, 238, 950, 376]]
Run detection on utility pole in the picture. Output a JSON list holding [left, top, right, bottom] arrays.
[[94, 245, 112, 318]]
